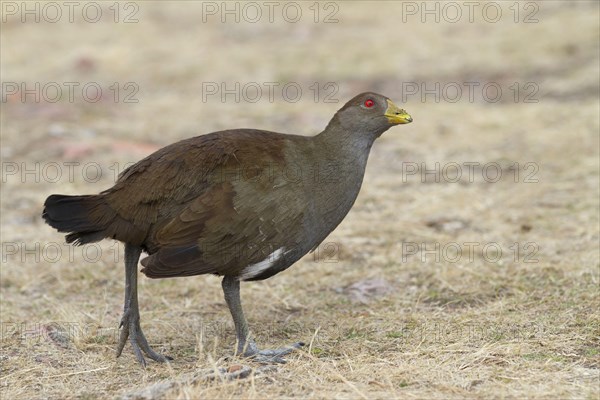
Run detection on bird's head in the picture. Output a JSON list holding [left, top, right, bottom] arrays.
[[332, 92, 412, 138]]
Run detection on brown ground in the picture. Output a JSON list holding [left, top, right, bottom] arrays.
[[1, 1, 599, 399]]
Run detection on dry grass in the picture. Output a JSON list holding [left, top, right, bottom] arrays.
[[1, 1, 599, 399]]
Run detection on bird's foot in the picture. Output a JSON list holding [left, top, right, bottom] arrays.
[[116, 309, 172, 367], [244, 342, 305, 364]]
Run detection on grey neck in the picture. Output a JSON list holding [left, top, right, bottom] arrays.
[[308, 121, 380, 239]]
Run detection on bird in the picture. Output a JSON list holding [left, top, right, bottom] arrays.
[[42, 92, 413, 366]]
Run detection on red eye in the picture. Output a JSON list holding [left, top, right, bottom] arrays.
[[364, 99, 374, 108]]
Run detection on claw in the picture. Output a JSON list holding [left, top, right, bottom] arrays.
[[117, 311, 171, 366], [115, 322, 128, 358], [246, 342, 304, 364]]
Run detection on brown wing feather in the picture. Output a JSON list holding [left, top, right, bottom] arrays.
[[98, 129, 287, 246], [140, 174, 306, 278]]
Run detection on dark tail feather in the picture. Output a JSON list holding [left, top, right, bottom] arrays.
[[42, 194, 113, 245]]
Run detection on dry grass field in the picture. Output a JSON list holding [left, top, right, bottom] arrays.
[[1, 1, 599, 399]]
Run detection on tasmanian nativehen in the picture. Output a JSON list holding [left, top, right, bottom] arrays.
[[42, 92, 412, 365]]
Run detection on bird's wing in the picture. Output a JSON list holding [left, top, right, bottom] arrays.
[[101, 130, 290, 242], [139, 175, 305, 278], [104, 133, 232, 228]]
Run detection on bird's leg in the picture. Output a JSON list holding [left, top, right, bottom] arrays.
[[221, 276, 304, 363], [221, 275, 257, 355], [116, 244, 171, 367]]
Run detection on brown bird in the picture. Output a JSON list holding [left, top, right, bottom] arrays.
[[42, 92, 412, 366]]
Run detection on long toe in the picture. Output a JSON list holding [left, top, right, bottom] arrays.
[[128, 323, 172, 366], [249, 342, 305, 364], [129, 333, 147, 367], [116, 312, 172, 367], [135, 327, 173, 363], [115, 318, 130, 358]]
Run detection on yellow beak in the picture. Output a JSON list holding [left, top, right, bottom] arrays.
[[384, 99, 413, 125]]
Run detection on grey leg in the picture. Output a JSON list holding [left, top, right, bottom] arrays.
[[222, 276, 304, 363], [116, 244, 171, 367]]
